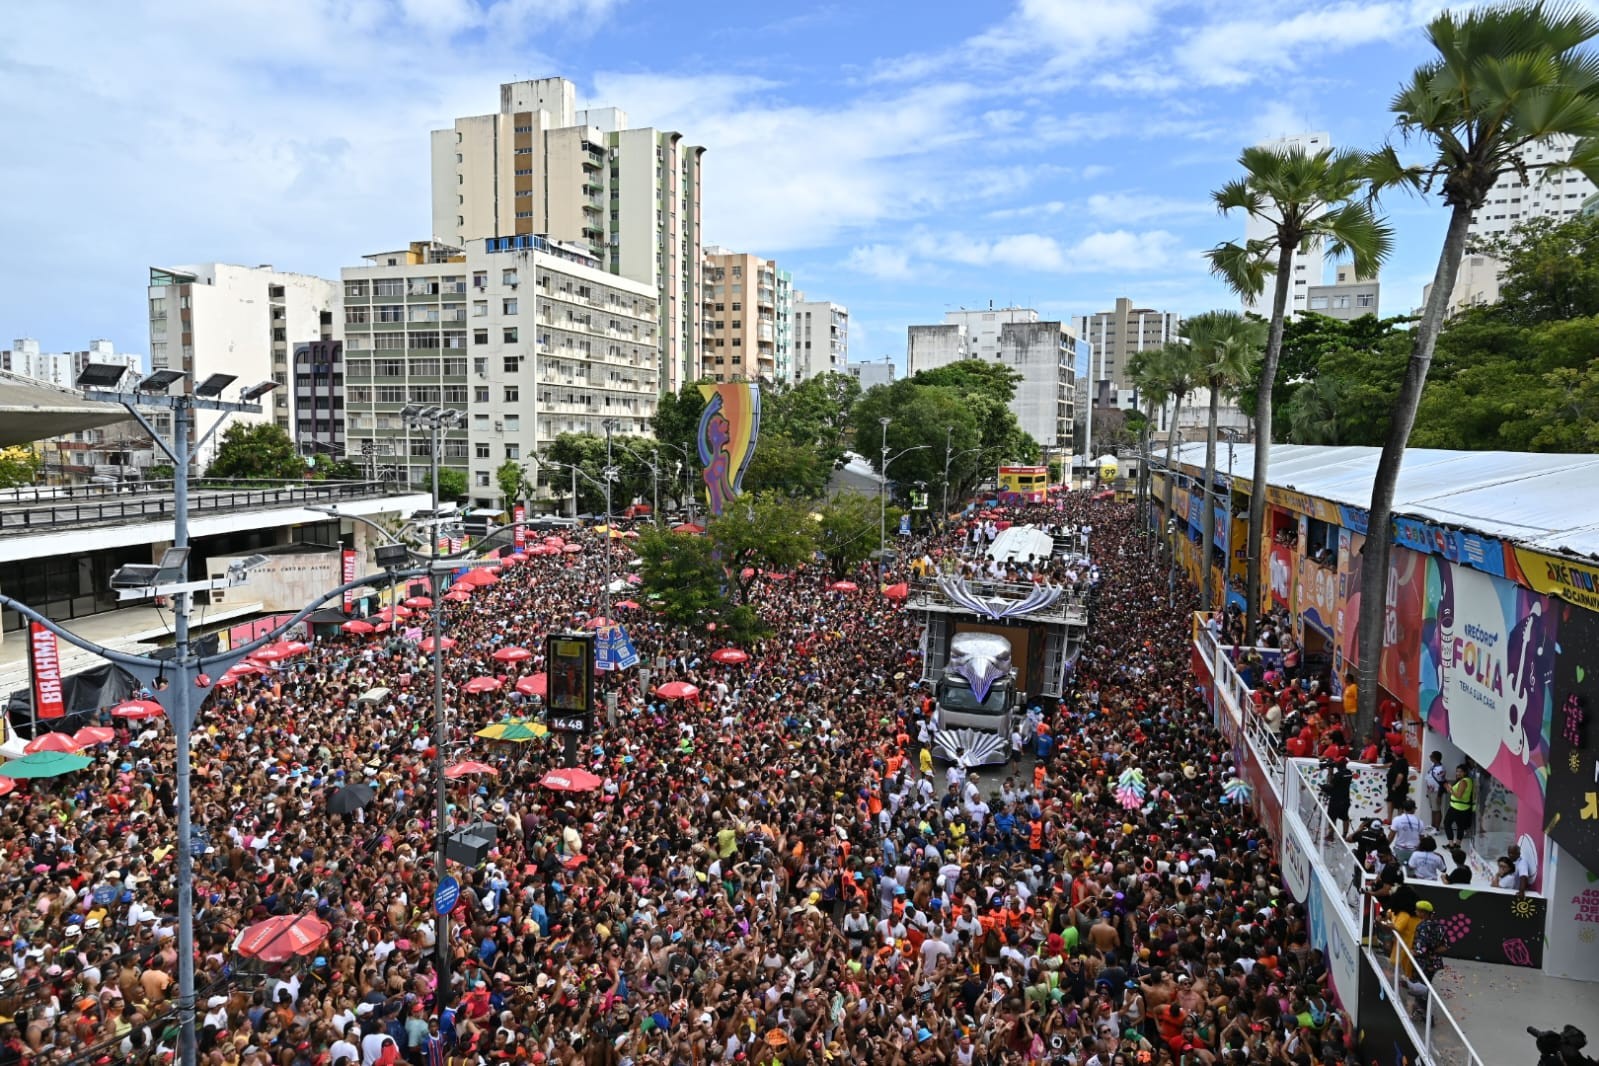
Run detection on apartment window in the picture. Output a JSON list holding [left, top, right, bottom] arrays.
[[515, 147, 532, 155], [476, 471, 492, 486], [503, 356, 522, 374], [503, 298, 518, 315], [409, 358, 441, 377], [503, 327, 519, 344], [475, 442, 491, 459], [345, 307, 370, 324], [473, 301, 488, 317], [505, 444, 521, 460], [443, 385, 468, 404], [1308, 297, 1330, 310], [443, 357, 467, 375], [473, 272, 487, 290], [731, 302, 741, 312], [1332, 295, 1351, 309], [348, 387, 372, 404], [375, 386, 405, 403], [376, 305, 405, 323], [473, 329, 489, 345], [374, 278, 404, 296], [374, 359, 405, 377], [504, 414, 520, 432], [1356, 294, 1376, 307], [409, 386, 442, 404], [345, 280, 368, 298], [515, 168, 533, 176], [502, 270, 519, 286], [474, 414, 490, 430], [474, 358, 487, 375], [442, 330, 467, 349], [504, 386, 520, 403]]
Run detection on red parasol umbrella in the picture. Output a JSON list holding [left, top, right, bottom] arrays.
[[765, 572, 790, 582], [462, 676, 502, 694], [419, 635, 457, 653], [542, 536, 564, 547], [625, 574, 642, 585], [562, 543, 584, 555], [444, 591, 472, 604], [739, 567, 756, 580], [654, 681, 699, 700], [539, 768, 603, 792], [882, 582, 909, 601], [710, 648, 749, 665], [0, 778, 14, 798], [403, 596, 434, 608], [72, 726, 116, 747], [341, 619, 375, 634], [252, 641, 310, 662], [111, 700, 165, 720], [234, 913, 332, 963], [583, 616, 614, 629], [25, 732, 84, 755], [491, 646, 532, 663], [515, 673, 547, 698], [458, 568, 499, 587], [828, 580, 859, 592], [444, 760, 499, 779], [374, 622, 392, 633], [376, 605, 412, 621], [671, 522, 704, 534], [614, 600, 641, 610]]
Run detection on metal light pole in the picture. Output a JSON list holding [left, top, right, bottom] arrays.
[[941, 425, 953, 530], [602, 420, 616, 620], [878, 417, 890, 566], [400, 402, 463, 1012]]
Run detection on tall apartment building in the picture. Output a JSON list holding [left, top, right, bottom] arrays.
[[1072, 297, 1182, 403], [791, 292, 849, 381], [2, 338, 142, 390], [341, 237, 657, 510], [1306, 264, 1380, 320], [431, 77, 703, 395], [1242, 132, 1332, 318], [846, 358, 897, 391], [701, 247, 787, 382], [773, 268, 795, 383], [1469, 135, 1598, 241], [147, 264, 339, 465], [906, 307, 1078, 451]]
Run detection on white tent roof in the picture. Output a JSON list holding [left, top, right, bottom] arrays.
[[1170, 443, 1599, 561], [987, 525, 1056, 564]]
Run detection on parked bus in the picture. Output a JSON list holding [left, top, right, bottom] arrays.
[[997, 465, 1049, 504]]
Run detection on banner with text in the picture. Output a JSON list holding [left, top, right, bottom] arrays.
[[28, 622, 66, 720], [512, 505, 526, 549], [341, 550, 357, 612], [1422, 558, 1556, 883]]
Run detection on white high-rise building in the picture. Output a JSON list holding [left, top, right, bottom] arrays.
[[1, 339, 141, 390], [341, 237, 657, 509], [1469, 135, 1598, 242], [431, 78, 704, 395], [905, 307, 1078, 451], [1243, 132, 1332, 318], [791, 293, 849, 381], [147, 264, 339, 464]]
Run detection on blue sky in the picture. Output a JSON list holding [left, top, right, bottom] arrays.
[[0, 0, 1518, 370]]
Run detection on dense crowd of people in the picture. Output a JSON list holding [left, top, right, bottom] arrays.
[[0, 495, 1362, 1066]]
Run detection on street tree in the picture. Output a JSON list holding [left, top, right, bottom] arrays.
[[707, 492, 818, 604], [1185, 311, 1265, 611], [1207, 143, 1393, 640], [424, 467, 468, 502], [205, 422, 305, 481], [496, 459, 528, 505], [0, 446, 41, 488], [816, 491, 879, 579], [1355, 0, 1599, 732], [636, 528, 735, 634]]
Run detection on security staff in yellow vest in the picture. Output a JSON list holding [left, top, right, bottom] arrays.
[[1443, 764, 1475, 846]]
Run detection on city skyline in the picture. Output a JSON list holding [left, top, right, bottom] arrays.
[[2, 0, 1564, 370]]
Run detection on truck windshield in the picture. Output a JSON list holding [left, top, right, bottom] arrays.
[[941, 684, 1007, 714]]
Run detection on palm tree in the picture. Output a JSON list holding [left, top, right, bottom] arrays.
[[1128, 341, 1199, 570], [1353, 0, 1599, 731], [1206, 147, 1393, 640], [1127, 355, 1172, 556], [1284, 376, 1349, 444], [1184, 311, 1267, 611]]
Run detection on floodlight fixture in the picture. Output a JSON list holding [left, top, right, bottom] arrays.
[[400, 403, 424, 419], [240, 380, 279, 401], [76, 363, 133, 389], [138, 369, 187, 393], [195, 373, 238, 398], [374, 543, 411, 569]]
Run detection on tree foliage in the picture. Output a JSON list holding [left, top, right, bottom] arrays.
[[0, 446, 41, 488], [496, 459, 528, 504], [424, 467, 468, 501], [310, 453, 363, 481], [205, 422, 305, 481], [541, 432, 657, 514], [707, 492, 818, 604], [816, 490, 879, 578]]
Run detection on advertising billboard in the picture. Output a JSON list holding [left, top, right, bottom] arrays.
[[1544, 602, 1599, 873]]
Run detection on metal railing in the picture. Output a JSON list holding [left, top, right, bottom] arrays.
[[0, 480, 402, 532], [1286, 759, 1372, 916], [1363, 890, 1484, 1066]]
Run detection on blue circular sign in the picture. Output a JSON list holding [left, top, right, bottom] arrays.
[[434, 875, 460, 915]]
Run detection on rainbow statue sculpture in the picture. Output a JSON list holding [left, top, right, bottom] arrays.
[[697, 383, 761, 516]]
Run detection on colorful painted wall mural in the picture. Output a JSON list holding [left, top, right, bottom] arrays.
[[1421, 558, 1557, 882], [696, 382, 761, 517], [1544, 602, 1599, 873]]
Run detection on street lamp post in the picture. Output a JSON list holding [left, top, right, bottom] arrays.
[[400, 402, 463, 1012], [941, 426, 953, 530], [878, 418, 890, 566]]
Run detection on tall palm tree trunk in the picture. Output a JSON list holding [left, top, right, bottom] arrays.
[[1162, 391, 1186, 563], [1245, 242, 1297, 643], [1201, 385, 1220, 611], [1354, 201, 1473, 736]]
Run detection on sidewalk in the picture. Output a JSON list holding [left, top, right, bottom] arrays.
[[0, 599, 263, 696]]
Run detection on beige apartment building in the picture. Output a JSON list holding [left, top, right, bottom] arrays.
[[1072, 297, 1182, 401], [700, 247, 784, 382], [431, 78, 704, 396]]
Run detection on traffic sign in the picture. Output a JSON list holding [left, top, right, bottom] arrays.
[[434, 875, 461, 915]]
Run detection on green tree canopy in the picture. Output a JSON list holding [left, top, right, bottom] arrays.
[[0, 446, 41, 488], [205, 422, 305, 481], [706, 492, 818, 603], [636, 528, 730, 633], [1483, 212, 1599, 326], [815, 490, 879, 578], [496, 459, 528, 504], [424, 467, 468, 501]]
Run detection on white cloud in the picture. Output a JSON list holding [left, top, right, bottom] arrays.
[[892, 227, 1186, 275], [1068, 229, 1184, 271], [846, 244, 915, 281], [1085, 192, 1213, 224], [1176, 2, 1417, 87]]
